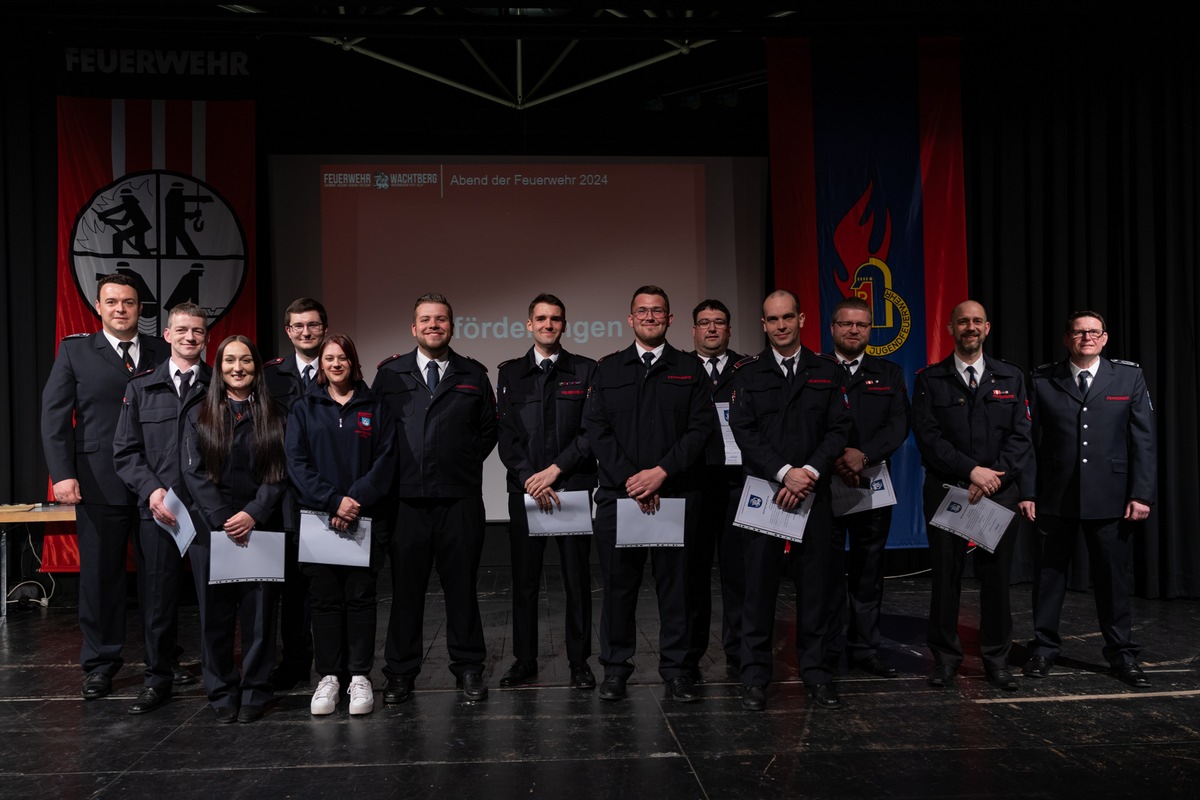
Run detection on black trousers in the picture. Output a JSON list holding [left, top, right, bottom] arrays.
[[132, 518, 195, 691], [276, 529, 313, 674], [1030, 514, 1138, 667], [384, 497, 486, 680], [506, 491, 593, 666], [74, 502, 140, 676], [684, 467, 745, 671], [825, 506, 893, 665]]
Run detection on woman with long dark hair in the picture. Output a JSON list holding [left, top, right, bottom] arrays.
[[183, 335, 288, 723], [286, 333, 396, 716]]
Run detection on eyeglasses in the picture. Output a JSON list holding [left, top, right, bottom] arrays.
[[632, 307, 668, 319], [1068, 329, 1106, 340], [288, 322, 325, 333], [694, 319, 729, 329], [832, 321, 871, 330]]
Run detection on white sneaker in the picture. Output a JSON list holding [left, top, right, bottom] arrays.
[[348, 675, 374, 715], [310, 675, 339, 715]]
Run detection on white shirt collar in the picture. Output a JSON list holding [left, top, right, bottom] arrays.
[[1069, 357, 1100, 380], [953, 353, 985, 385], [635, 342, 665, 365]]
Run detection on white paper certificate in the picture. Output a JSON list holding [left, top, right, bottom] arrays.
[[928, 486, 1015, 553], [615, 497, 686, 547], [732, 476, 814, 543], [298, 509, 372, 567], [209, 529, 286, 584], [831, 463, 899, 517], [524, 490, 593, 536], [714, 402, 742, 466], [156, 487, 197, 556]]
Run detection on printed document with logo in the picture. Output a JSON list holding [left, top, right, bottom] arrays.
[[714, 402, 742, 466], [928, 486, 1015, 553], [831, 463, 898, 517], [155, 487, 197, 556], [615, 497, 686, 547], [525, 490, 593, 536], [209, 529, 285, 584], [733, 476, 814, 543], [298, 509, 372, 567]]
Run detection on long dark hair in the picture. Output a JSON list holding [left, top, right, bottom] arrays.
[[196, 335, 287, 484]]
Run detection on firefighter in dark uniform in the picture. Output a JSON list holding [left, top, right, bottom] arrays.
[[582, 285, 714, 703], [495, 293, 598, 690], [728, 290, 852, 711], [1018, 311, 1157, 687], [911, 299, 1031, 691], [373, 292, 498, 703], [823, 297, 911, 678]]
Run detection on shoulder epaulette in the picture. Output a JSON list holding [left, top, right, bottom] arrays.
[[376, 353, 403, 370], [915, 363, 936, 375], [496, 358, 517, 370], [62, 332, 89, 340], [130, 367, 156, 379], [733, 354, 760, 369], [814, 352, 839, 364], [596, 350, 624, 364], [464, 355, 489, 373], [1033, 362, 1055, 373], [1111, 358, 1141, 368], [264, 356, 286, 366]]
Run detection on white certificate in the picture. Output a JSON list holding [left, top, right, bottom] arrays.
[[298, 509, 372, 567], [733, 475, 814, 543], [928, 485, 1016, 553], [524, 490, 593, 536], [831, 463, 898, 517], [714, 402, 742, 466], [209, 529, 285, 584], [155, 487, 197, 556], [615, 497, 686, 547]]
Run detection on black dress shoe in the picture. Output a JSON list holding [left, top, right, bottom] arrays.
[[598, 675, 627, 701], [986, 668, 1019, 690], [570, 663, 596, 690], [1113, 662, 1151, 688], [806, 682, 842, 709], [928, 665, 957, 687], [172, 663, 198, 687], [665, 676, 700, 703], [82, 672, 112, 700], [457, 672, 489, 701], [238, 704, 265, 723], [499, 660, 538, 687], [854, 655, 898, 678], [214, 705, 239, 724], [383, 676, 415, 704], [128, 687, 170, 715], [1023, 655, 1052, 679], [741, 685, 766, 711]]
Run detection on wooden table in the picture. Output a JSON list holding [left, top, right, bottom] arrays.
[[0, 504, 76, 620]]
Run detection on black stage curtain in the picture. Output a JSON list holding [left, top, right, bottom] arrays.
[[962, 32, 1200, 598]]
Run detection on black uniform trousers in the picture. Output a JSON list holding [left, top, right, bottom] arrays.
[[740, 492, 834, 688], [75, 502, 140, 676], [277, 530, 313, 675], [384, 497, 487, 680], [1030, 514, 1138, 667], [507, 492, 593, 666], [131, 520, 200, 691], [190, 531, 278, 708], [593, 489, 693, 681], [684, 466, 745, 671], [826, 506, 893, 665], [305, 534, 387, 679], [924, 481, 1018, 673]]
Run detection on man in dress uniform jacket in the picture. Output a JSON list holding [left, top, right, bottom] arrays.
[[1018, 311, 1157, 687], [113, 302, 212, 714], [728, 290, 852, 711], [582, 285, 713, 703], [911, 300, 1031, 691], [41, 272, 170, 701], [373, 292, 498, 703], [263, 297, 327, 690], [495, 293, 598, 690], [683, 298, 746, 682], [823, 297, 910, 678]]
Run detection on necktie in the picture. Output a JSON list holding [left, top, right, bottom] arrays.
[[541, 358, 557, 460], [707, 356, 720, 384], [118, 341, 135, 372], [1078, 369, 1090, 396], [966, 365, 977, 390], [302, 364, 313, 385], [841, 359, 857, 379], [176, 369, 192, 399], [783, 357, 795, 385], [541, 358, 553, 375], [425, 361, 440, 393], [642, 351, 654, 376]]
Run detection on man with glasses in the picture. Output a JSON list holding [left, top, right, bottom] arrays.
[[1018, 311, 1156, 687], [583, 285, 713, 702], [824, 297, 910, 679], [264, 297, 327, 690], [683, 299, 746, 682]]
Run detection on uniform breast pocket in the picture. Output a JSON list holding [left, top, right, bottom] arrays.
[[557, 391, 587, 427], [984, 395, 1017, 430], [600, 381, 636, 413], [510, 397, 541, 430]]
